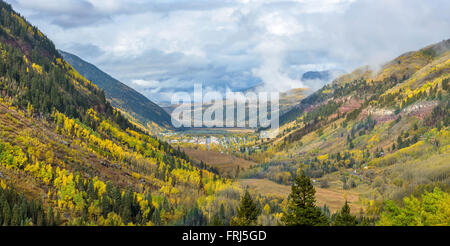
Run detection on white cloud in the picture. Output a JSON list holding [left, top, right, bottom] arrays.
[[13, 0, 92, 13], [6, 0, 450, 103], [131, 79, 160, 87]]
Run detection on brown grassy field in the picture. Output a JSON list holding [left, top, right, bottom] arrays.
[[182, 148, 257, 177], [239, 178, 362, 214]]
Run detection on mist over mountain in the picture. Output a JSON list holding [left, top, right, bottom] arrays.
[[300, 70, 346, 92], [7, 0, 448, 103], [60, 50, 172, 129], [0, 0, 239, 227]]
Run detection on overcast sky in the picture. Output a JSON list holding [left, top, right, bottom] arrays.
[[6, 0, 450, 102]]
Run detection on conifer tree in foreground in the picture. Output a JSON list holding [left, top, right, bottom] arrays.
[[282, 171, 329, 226], [231, 190, 260, 226], [333, 201, 358, 226]]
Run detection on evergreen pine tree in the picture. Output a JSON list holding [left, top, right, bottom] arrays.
[[333, 201, 358, 226], [11, 204, 20, 226], [219, 203, 227, 225], [282, 171, 329, 226], [152, 208, 161, 226], [2, 201, 11, 226], [0, 198, 3, 224], [198, 170, 204, 192], [36, 209, 44, 226], [211, 213, 224, 226], [55, 210, 61, 226], [232, 190, 259, 226]]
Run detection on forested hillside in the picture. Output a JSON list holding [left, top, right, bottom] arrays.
[[0, 0, 279, 226], [60, 51, 172, 130], [241, 39, 450, 225]]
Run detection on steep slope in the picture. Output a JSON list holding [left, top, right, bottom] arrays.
[[60, 50, 172, 130], [244, 39, 450, 218], [302, 70, 332, 80], [0, 1, 253, 226]]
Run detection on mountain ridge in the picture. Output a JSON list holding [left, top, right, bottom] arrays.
[[0, 0, 245, 226], [60, 50, 173, 130], [279, 39, 450, 126], [242, 39, 449, 216]]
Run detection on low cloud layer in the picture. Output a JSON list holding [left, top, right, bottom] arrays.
[[7, 0, 450, 102]]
